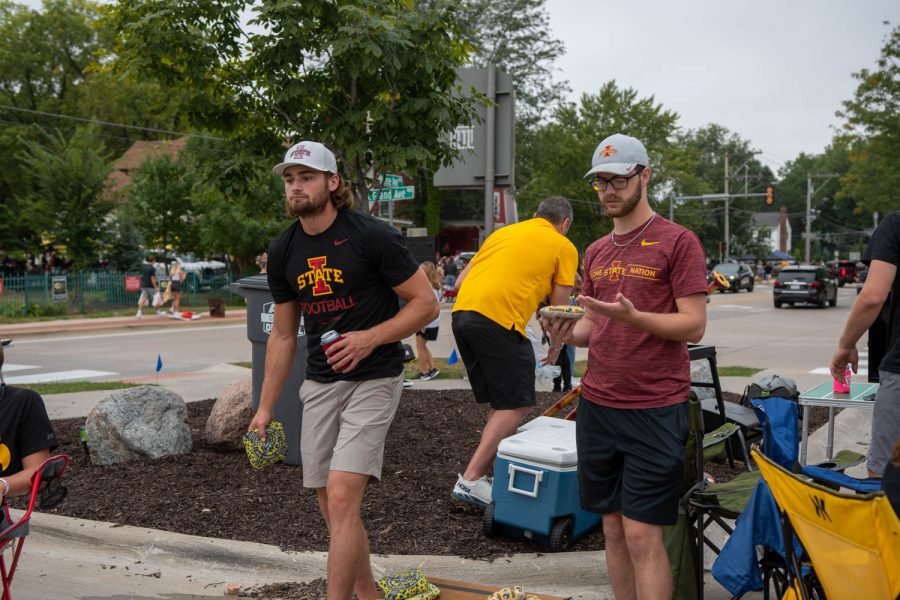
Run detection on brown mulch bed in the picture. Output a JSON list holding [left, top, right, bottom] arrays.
[[22, 388, 829, 562]]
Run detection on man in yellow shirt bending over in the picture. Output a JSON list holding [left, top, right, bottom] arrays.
[[450, 196, 578, 507]]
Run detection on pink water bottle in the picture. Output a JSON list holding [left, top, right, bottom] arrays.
[[833, 366, 851, 394]]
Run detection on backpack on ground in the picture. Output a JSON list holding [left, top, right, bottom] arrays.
[[740, 374, 799, 406]]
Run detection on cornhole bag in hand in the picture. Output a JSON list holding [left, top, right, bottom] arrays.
[[242, 421, 287, 470]]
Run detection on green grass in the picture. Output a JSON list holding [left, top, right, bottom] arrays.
[[235, 357, 759, 381], [717, 366, 764, 377], [404, 356, 468, 380], [18, 380, 151, 395]]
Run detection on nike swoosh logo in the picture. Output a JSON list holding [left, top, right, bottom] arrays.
[[334, 238, 349, 246], [641, 240, 661, 247]]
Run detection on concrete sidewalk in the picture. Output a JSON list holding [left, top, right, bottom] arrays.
[[1, 308, 248, 338]]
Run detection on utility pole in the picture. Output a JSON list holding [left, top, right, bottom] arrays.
[[482, 63, 496, 241], [805, 173, 840, 263], [723, 153, 730, 260]]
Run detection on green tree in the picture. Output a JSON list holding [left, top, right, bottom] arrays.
[[835, 25, 899, 216], [673, 125, 776, 260], [452, 0, 567, 128], [17, 126, 113, 268], [0, 0, 103, 255], [104, 217, 145, 271], [186, 139, 290, 273], [124, 155, 198, 254], [776, 143, 870, 260], [0, 0, 189, 257], [518, 82, 680, 251], [107, 0, 479, 211]]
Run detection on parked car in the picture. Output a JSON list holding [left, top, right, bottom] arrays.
[[711, 262, 755, 292], [828, 259, 859, 287], [773, 265, 837, 308]]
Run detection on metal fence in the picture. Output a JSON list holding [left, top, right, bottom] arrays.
[[0, 270, 246, 318]]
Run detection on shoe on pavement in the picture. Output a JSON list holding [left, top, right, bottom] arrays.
[[451, 474, 492, 508], [402, 379, 414, 388], [135, 310, 142, 318], [418, 368, 440, 381]]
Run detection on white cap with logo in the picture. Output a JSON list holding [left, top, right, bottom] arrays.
[[584, 133, 650, 178], [272, 141, 338, 175]]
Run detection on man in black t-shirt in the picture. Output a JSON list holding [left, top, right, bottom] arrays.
[[136, 256, 159, 318], [831, 211, 900, 477], [0, 386, 58, 495], [247, 141, 438, 600]]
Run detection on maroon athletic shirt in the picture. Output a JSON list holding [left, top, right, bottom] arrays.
[[581, 215, 707, 409]]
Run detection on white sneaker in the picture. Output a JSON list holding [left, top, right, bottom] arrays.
[[135, 310, 142, 318], [451, 474, 492, 508], [403, 379, 414, 388]]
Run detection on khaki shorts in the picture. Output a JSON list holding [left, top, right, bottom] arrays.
[[299, 374, 403, 488]]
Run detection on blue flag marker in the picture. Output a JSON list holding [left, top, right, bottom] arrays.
[[447, 349, 459, 366], [156, 354, 163, 373]]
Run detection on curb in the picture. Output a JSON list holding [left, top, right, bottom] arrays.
[[25, 510, 607, 599]]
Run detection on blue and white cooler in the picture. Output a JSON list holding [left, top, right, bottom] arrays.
[[484, 416, 601, 551]]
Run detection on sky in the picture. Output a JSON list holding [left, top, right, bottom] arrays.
[[544, 0, 899, 172]]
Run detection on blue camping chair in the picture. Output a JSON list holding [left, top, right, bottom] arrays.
[[710, 397, 868, 599]]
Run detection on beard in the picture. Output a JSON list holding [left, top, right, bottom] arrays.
[[285, 190, 330, 219], [600, 178, 642, 218]]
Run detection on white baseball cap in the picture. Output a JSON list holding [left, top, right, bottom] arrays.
[[272, 141, 338, 175], [584, 133, 650, 178]]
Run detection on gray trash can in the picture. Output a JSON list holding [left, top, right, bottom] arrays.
[[231, 275, 305, 465]]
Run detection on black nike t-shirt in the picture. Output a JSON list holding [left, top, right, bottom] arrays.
[[267, 209, 419, 382], [863, 211, 900, 374], [0, 386, 59, 477]]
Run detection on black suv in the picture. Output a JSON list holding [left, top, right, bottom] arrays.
[[773, 266, 837, 308], [711, 262, 755, 292], [828, 260, 859, 287]]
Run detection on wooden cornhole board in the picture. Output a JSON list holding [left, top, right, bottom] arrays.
[[427, 577, 568, 600]]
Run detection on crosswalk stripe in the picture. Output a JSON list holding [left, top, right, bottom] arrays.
[[5, 369, 118, 384], [1, 363, 39, 373]]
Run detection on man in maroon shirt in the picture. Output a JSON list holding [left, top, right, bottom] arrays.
[[545, 133, 708, 600]]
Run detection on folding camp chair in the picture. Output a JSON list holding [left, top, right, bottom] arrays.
[[690, 396, 865, 599], [0, 454, 69, 600], [755, 448, 900, 600]]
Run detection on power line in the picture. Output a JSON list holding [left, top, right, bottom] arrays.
[[0, 104, 222, 141]]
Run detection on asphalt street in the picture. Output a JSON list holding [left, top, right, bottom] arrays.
[[2, 282, 867, 395]]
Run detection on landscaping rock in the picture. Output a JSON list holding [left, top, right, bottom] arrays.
[[204, 377, 253, 451], [85, 386, 191, 465]]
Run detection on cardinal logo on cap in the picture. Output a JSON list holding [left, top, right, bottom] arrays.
[[290, 145, 312, 159], [601, 144, 618, 158]]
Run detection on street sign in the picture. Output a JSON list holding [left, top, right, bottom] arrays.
[[379, 174, 403, 187], [367, 186, 415, 202]]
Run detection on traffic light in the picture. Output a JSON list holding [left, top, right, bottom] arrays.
[[766, 186, 774, 205]]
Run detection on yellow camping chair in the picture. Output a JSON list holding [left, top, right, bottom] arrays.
[[754, 448, 900, 600]]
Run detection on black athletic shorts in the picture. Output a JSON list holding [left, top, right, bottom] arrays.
[[576, 396, 689, 525], [451, 310, 535, 410], [416, 326, 438, 341]]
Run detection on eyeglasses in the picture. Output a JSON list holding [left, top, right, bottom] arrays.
[[590, 167, 644, 192]]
